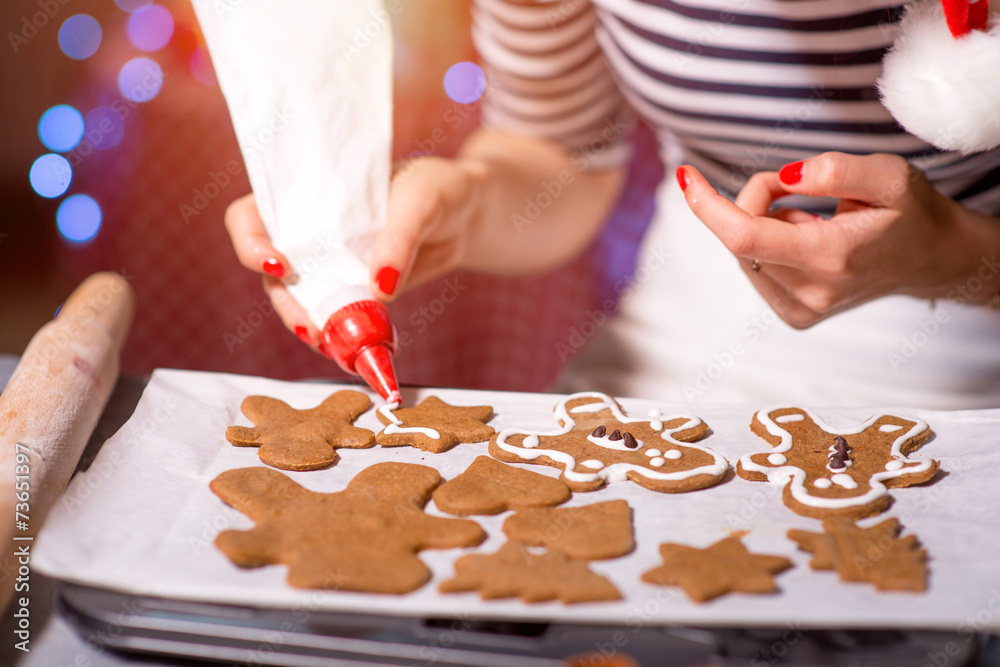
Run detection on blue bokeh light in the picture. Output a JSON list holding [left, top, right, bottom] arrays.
[[443, 62, 486, 104], [57, 195, 102, 243], [38, 105, 85, 152], [83, 107, 125, 150], [29, 154, 72, 198], [118, 57, 163, 103], [127, 4, 174, 52], [58, 15, 102, 60]]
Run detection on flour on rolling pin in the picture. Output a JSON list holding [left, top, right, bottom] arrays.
[[0, 272, 134, 612]]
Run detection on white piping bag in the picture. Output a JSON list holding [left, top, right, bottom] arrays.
[[191, 0, 401, 403]]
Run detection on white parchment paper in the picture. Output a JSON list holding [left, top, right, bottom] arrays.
[[33, 369, 1000, 631]]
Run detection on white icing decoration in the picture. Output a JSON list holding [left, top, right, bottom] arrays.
[[775, 414, 805, 423], [813, 478, 832, 489], [522, 434, 539, 448], [738, 406, 932, 510], [581, 459, 604, 470], [377, 404, 441, 439], [885, 460, 904, 471], [650, 457, 666, 467], [767, 453, 787, 465], [648, 409, 663, 431], [879, 424, 904, 433], [587, 433, 644, 450], [831, 473, 858, 489], [494, 392, 728, 485], [664, 449, 682, 460], [645, 449, 662, 457]]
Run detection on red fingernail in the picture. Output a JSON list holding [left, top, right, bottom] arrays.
[[779, 161, 804, 185], [676, 166, 690, 192], [294, 325, 310, 344], [376, 266, 400, 296], [262, 258, 284, 278]]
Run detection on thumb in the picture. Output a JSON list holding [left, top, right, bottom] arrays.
[[776, 152, 911, 206], [369, 158, 445, 301]]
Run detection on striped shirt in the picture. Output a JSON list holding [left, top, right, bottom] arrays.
[[472, 0, 1000, 213]]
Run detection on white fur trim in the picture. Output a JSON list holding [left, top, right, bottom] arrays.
[[877, 0, 1000, 155]]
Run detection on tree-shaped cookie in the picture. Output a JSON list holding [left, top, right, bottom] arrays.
[[490, 392, 727, 492], [737, 406, 938, 519], [788, 517, 927, 592], [502, 499, 634, 561], [431, 456, 570, 515], [376, 396, 495, 453], [439, 541, 622, 604], [210, 463, 485, 593], [641, 534, 793, 603], [226, 391, 375, 471]]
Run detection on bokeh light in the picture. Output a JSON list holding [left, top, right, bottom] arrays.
[[38, 105, 85, 152], [118, 57, 163, 103], [29, 154, 72, 198], [58, 15, 102, 60], [57, 195, 102, 243], [115, 0, 154, 12], [190, 46, 217, 86], [83, 107, 125, 150], [443, 62, 486, 104], [127, 4, 174, 52]]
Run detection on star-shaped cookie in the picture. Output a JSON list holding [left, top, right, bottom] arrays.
[[489, 392, 727, 492], [788, 517, 927, 592], [210, 463, 485, 593], [502, 499, 634, 561], [226, 391, 375, 471], [439, 540, 622, 604], [641, 534, 793, 603], [431, 456, 570, 516], [376, 396, 495, 453], [737, 406, 938, 519]]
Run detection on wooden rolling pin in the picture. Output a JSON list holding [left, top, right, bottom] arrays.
[[0, 272, 135, 612]]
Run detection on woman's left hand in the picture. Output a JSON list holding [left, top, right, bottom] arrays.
[[678, 152, 1000, 328]]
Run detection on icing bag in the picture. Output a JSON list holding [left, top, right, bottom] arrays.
[[190, 0, 400, 403]]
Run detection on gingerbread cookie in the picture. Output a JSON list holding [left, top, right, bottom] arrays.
[[439, 540, 622, 604], [226, 391, 375, 471], [502, 499, 634, 561], [431, 456, 570, 516], [641, 533, 793, 603], [788, 517, 927, 592], [737, 406, 938, 519], [210, 463, 485, 593], [489, 392, 727, 493], [376, 396, 495, 454]]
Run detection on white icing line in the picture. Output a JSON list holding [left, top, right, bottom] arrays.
[[522, 434, 539, 448], [738, 406, 933, 510], [879, 424, 903, 433], [775, 414, 805, 423], [586, 433, 644, 450], [885, 460, 904, 471], [377, 404, 441, 440], [494, 392, 728, 485]]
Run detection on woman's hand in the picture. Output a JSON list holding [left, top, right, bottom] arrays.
[[223, 156, 484, 349], [678, 152, 1000, 328]]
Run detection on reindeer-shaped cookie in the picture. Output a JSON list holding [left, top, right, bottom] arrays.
[[737, 406, 938, 519], [489, 392, 727, 493]]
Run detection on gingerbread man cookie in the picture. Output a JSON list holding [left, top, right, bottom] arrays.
[[737, 406, 938, 519], [489, 392, 727, 493], [502, 499, 634, 561], [210, 463, 485, 593], [376, 396, 495, 454], [226, 391, 375, 471]]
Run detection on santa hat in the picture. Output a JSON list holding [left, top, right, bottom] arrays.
[[877, 0, 1000, 155]]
